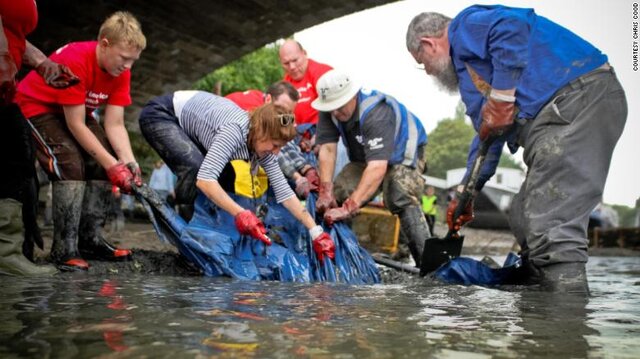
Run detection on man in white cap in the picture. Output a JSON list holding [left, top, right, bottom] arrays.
[[313, 69, 430, 267]]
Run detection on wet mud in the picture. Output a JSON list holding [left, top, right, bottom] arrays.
[[74, 249, 201, 276], [33, 220, 637, 280]]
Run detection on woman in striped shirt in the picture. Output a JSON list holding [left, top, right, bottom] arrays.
[[139, 91, 334, 262]]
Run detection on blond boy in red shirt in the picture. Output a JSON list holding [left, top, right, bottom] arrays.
[[16, 11, 146, 270]]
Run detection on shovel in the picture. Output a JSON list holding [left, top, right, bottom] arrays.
[[419, 138, 494, 276]]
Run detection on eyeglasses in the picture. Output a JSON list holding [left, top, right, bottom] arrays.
[[277, 113, 295, 126]]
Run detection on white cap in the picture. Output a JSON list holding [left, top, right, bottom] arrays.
[[311, 69, 361, 112]]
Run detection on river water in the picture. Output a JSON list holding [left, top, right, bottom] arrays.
[[1, 256, 638, 358]]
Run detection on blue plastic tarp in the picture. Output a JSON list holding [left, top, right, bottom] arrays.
[[174, 191, 380, 284], [433, 252, 523, 286]]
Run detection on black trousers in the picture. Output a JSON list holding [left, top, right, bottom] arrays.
[[0, 104, 36, 202], [0, 104, 40, 249]]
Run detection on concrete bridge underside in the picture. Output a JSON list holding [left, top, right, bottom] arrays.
[[30, 0, 394, 121]]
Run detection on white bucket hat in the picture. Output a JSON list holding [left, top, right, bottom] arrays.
[[311, 69, 361, 112]]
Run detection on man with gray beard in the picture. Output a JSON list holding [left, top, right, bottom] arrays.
[[406, 5, 627, 294]]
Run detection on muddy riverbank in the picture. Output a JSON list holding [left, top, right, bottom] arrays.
[[31, 220, 639, 277]]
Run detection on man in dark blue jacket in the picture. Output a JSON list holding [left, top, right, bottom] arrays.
[[406, 5, 627, 293]]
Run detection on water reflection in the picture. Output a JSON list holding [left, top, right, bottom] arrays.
[[95, 280, 132, 352], [515, 291, 596, 358], [411, 285, 598, 358], [0, 279, 55, 357], [0, 257, 638, 357]]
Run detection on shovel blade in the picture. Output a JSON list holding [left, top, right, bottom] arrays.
[[420, 235, 464, 276]]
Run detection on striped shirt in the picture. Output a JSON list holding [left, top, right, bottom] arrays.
[[172, 91, 294, 203]]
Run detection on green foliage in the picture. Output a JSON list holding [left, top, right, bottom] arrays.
[[425, 117, 474, 179], [425, 101, 523, 178], [498, 151, 524, 170], [193, 44, 284, 95], [611, 204, 637, 227]]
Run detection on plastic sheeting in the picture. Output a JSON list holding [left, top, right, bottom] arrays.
[[172, 191, 379, 284], [137, 182, 532, 287], [133, 184, 186, 246], [433, 252, 523, 286], [305, 194, 380, 284]]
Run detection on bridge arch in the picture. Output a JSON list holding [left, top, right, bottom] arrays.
[[31, 0, 393, 118]]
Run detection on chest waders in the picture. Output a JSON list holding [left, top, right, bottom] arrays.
[[332, 90, 430, 267]]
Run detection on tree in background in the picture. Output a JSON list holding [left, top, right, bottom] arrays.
[[425, 102, 522, 179], [611, 204, 637, 227], [193, 44, 283, 96], [425, 102, 474, 179]]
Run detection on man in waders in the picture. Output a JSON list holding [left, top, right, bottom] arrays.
[[313, 69, 430, 267], [406, 6, 627, 293]]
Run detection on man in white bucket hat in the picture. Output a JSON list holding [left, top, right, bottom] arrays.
[[313, 69, 430, 267]]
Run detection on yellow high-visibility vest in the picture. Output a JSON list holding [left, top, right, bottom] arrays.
[[421, 194, 437, 215]]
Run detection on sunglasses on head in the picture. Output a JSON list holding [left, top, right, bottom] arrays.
[[277, 113, 295, 126]]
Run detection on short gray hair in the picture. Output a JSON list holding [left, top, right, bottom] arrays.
[[406, 12, 452, 53]]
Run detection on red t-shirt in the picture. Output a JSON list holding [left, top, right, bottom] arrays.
[[16, 41, 132, 118], [0, 0, 38, 69], [224, 89, 264, 111], [283, 59, 332, 125]]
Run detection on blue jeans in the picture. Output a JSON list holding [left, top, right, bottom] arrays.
[[139, 94, 204, 207]]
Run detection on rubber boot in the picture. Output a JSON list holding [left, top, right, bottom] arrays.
[[528, 261, 590, 295], [78, 181, 131, 261], [391, 231, 411, 262], [0, 199, 58, 276], [399, 205, 431, 268], [51, 181, 89, 271]]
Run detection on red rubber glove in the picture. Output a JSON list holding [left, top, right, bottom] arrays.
[[479, 95, 516, 141], [316, 181, 337, 214], [313, 232, 335, 263], [299, 138, 312, 152], [303, 168, 319, 190], [446, 196, 475, 232], [234, 209, 272, 245], [106, 162, 135, 194], [294, 176, 311, 198], [126, 162, 144, 187], [35, 59, 80, 88], [324, 198, 360, 226], [0, 52, 17, 106]]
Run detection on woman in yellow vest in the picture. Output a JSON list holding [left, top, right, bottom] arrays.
[[139, 92, 335, 262]]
